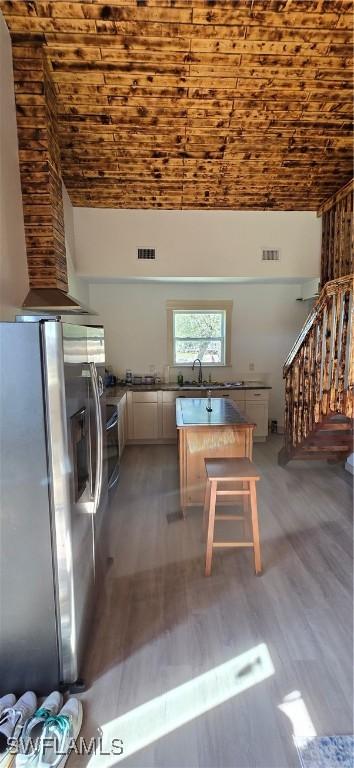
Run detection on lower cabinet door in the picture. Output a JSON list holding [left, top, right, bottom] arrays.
[[162, 403, 177, 439], [133, 402, 159, 440], [244, 402, 268, 438], [230, 394, 246, 409]]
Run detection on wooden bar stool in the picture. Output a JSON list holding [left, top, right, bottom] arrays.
[[203, 457, 262, 577]]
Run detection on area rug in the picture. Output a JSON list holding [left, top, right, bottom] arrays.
[[295, 735, 354, 768]]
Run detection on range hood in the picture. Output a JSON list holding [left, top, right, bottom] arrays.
[[22, 288, 97, 315]]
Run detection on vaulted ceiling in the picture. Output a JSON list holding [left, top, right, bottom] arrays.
[[1, 0, 353, 210]]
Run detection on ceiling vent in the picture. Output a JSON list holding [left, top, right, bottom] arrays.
[[262, 249, 280, 261], [138, 248, 156, 260]]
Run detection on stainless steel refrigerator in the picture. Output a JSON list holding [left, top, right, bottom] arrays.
[[0, 318, 108, 693]]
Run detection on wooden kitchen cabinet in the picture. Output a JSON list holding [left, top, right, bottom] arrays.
[[229, 392, 246, 408], [244, 391, 269, 440], [214, 390, 245, 407], [129, 400, 158, 440], [216, 389, 268, 440], [131, 402, 159, 440], [162, 403, 177, 439], [127, 391, 160, 441], [244, 402, 268, 439], [161, 391, 200, 441]]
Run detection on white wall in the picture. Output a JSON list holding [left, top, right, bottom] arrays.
[[62, 184, 89, 306], [0, 13, 28, 320], [88, 280, 310, 426], [75, 208, 321, 281]]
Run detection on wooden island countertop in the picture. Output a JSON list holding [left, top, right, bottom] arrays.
[[176, 397, 255, 513]]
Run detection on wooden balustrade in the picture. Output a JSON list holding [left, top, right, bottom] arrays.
[[281, 275, 353, 462], [318, 179, 353, 287]]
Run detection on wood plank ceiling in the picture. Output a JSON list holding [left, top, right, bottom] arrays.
[[1, 0, 353, 210]]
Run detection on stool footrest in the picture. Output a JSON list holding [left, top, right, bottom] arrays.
[[216, 490, 250, 496], [212, 541, 254, 548], [215, 514, 244, 521]]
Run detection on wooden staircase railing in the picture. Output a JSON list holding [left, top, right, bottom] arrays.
[[280, 274, 354, 464]]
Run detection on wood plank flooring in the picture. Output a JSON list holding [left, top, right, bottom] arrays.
[[75, 436, 353, 768]]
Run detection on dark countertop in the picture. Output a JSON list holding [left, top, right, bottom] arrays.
[[104, 388, 127, 405], [105, 382, 271, 404], [176, 397, 255, 428]]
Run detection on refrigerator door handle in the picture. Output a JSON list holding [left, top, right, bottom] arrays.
[[90, 362, 103, 515]]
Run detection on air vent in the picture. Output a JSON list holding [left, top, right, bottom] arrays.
[[138, 248, 156, 260], [262, 249, 280, 261]]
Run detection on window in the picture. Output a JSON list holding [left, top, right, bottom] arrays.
[[167, 300, 232, 367], [173, 310, 225, 365]]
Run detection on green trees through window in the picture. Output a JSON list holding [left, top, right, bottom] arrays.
[[173, 311, 225, 365]]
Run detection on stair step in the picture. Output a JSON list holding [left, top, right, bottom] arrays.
[[294, 453, 346, 461], [307, 436, 352, 447], [307, 447, 352, 454], [317, 422, 351, 432]]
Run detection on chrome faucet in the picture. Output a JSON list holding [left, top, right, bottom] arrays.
[[192, 358, 203, 385]]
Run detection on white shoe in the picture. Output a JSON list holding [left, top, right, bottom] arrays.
[[37, 698, 83, 768], [0, 693, 37, 768], [0, 701, 16, 722], [16, 692, 63, 768]]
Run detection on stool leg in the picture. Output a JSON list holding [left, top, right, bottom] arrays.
[[203, 479, 211, 534], [205, 480, 217, 577], [242, 481, 249, 538], [249, 480, 262, 574]]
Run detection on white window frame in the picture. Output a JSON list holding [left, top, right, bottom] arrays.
[[166, 300, 233, 367]]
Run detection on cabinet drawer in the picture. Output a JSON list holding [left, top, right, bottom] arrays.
[[132, 391, 158, 403], [213, 390, 231, 398], [245, 389, 269, 402]]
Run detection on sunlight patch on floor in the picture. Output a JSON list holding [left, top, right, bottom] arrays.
[[278, 690, 317, 747], [88, 642, 274, 766]]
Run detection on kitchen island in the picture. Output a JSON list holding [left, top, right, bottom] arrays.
[[176, 397, 255, 513]]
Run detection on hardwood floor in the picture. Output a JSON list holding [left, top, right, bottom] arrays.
[[76, 436, 353, 768]]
